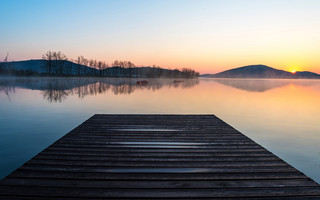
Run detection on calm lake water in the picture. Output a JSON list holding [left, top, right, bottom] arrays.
[[0, 77, 320, 183]]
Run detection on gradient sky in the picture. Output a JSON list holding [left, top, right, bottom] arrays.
[[1, 0, 320, 74]]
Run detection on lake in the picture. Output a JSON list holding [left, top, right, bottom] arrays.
[[0, 77, 319, 183]]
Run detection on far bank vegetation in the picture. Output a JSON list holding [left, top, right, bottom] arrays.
[[0, 51, 199, 78]]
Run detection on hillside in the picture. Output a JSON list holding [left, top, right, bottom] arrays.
[[1, 60, 47, 73], [0, 60, 198, 78], [0, 59, 97, 75], [201, 65, 320, 79]]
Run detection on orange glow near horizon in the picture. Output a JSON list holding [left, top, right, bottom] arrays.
[[287, 64, 303, 74], [6, 50, 320, 75]]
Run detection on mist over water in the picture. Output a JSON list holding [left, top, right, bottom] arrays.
[[0, 77, 320, 183]]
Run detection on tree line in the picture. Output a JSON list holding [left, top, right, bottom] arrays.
[[42, 51, 199, 78], [0, 51, 200, 78]]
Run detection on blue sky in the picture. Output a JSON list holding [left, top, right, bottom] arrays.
[[1, 0, 320, 73]]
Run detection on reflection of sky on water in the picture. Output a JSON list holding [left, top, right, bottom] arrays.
[[208, 78, 320, 92], [0, 77, 320, 183], [0, 77, 199, 102]]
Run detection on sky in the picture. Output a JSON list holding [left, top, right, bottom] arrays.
[[0, 0, 320, 74]]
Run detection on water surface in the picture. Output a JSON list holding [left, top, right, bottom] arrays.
[[0, 77, 319, 183]]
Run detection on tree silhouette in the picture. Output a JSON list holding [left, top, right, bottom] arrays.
[[37, 51, 200, 78]]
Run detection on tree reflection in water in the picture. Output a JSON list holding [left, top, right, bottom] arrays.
[[0, 77, 199, 102], [0, 80, 16, 101]]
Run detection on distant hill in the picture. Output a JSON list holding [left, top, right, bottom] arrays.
[[0, 59, 198, 78], [2, 60, 47, 73], [0, 59, 97, 75], [201, 65, 320, 79]]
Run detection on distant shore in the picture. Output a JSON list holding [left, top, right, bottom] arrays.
[[201, 65, 320, 79], [0, 54, 199, 79]]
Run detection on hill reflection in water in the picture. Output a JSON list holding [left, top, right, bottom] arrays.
[[0, 78, 199, 102], [211, 78, 320, 92]]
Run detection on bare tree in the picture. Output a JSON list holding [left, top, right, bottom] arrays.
[[128, 61, 134, 77], [97, 61, 103, 76], [89, 59, 95, 75], [76, 56, 82, 76], [112, 60, 119, 67], [56, 52, 67, 75], [80, 56, 88, 75], [42, 51, 53, 74], [101, 61, 108, 76], [93, 60, 98, 76], [182, 68, 199, 78]]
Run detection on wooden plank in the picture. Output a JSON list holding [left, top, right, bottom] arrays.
[[34, 154, 280, 161], [39, 151, 274, 157], [2, 178, 318, 188], [19, 166, 297, 173], [1, 186, 320, 198], [45, 147, 268, 153], [1, 196, 320, 200], [8, 170, 308, 180], [25, 160, 289, 168], [1, 114, 320, 199]]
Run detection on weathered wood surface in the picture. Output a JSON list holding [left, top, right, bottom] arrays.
[[1, 114, 320, 199]]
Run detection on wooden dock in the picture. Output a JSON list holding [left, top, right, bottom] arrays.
[[1, 114, 320, 199]]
